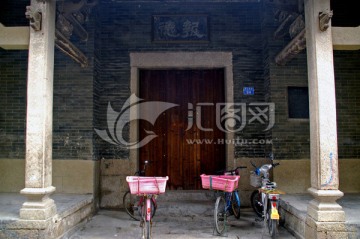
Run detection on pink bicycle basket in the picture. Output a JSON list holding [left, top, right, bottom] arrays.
[[126, 176, 169, 195], [200, 174, 240, 192]]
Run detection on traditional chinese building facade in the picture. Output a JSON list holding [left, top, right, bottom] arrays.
[[0, 0, 359, 238]]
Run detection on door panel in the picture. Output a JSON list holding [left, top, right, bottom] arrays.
[[139, 69, 225, 189]]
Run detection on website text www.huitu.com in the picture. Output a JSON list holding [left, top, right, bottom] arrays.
[[186, 138, 273, 146]]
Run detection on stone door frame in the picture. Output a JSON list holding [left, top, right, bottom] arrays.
[[129, 52, 234, 173]]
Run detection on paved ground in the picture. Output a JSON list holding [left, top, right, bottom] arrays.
[[70, 209, 295, 239]]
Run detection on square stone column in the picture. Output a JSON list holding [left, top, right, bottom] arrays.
[[304, 0, 346, 237], [20, 0, 57, 220]]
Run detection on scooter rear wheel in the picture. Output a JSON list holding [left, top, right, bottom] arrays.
[[250, 190, 263, 217]]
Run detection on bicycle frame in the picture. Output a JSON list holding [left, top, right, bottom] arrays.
[[138, 195, 157, 217], [223, 191, 239, 212], [138, 194, 156, 239], [223, 165, 245, 211], [230, 190, 240, 209], [211, 166, 246, 235], [146, 196, 152, 221], [124, 160, 158, 221], [250, 155, 284, 238]]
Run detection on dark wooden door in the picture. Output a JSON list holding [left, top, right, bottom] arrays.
[[139, 69, 225, 189]]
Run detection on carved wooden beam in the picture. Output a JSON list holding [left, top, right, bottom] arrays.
[[55, 29, 88, 67], [58, 0, 89, 41], [275, 28, 306, 65], [289, 15, 304, 38], [274, 12, 298, 39], [54, 0, 98, 67]]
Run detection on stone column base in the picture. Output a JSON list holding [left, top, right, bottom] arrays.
[[305, 188, 347, 238], [20, 186, 57, 220], [305, 219, 349, 239], [307, 188, 345, 221]]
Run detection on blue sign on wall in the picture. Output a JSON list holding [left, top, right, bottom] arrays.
[[243, 87, 255, 95]]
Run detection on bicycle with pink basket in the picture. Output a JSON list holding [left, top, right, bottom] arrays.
[[201, 166, 246, 235], [126, 176, 168, 239]]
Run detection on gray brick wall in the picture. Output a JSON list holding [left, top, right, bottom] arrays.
[[52, 13, 96, 160], [0, 1, 359, 161], [94, 1, 267, 159], [0, 1, 96, 160], [334, 50, 360, 158], [0, 50, 27, 158], [262, 2, 310, 160], [262, 3, 360, 159]]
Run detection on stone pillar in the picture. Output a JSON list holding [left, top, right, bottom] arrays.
[[20, 0, 57, 220], [304, 0, 346, 237]]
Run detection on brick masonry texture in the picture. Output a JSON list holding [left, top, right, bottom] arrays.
[[0, 1, 96, 160], [94, 1, 267, 159], [0, 1, 359, 162], [0, 50, 28, 158], [262, 2, 310, 160], [334, 50, 360, 158]]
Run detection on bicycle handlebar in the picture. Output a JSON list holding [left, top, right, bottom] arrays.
[[224, 166, 247, 175], [272, 162, 280, 167], [250, 154, 280, 169], [250, 160, 257, 168], [135, 160, 152, 176]]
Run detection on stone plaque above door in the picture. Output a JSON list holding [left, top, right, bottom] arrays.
[[152, 15, 209, 42]]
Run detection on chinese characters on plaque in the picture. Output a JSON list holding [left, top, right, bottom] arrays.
[[153, 15, 209, 42]]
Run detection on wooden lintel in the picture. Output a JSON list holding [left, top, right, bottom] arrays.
[[0, 23, 29, 50], [332, 26, 360, 50], [264, 0, 298, 12]]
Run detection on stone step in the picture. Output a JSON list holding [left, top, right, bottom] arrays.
[[156, 200, 215, 218], [152, 191, 216, 218], [156, 190, 216, 202]]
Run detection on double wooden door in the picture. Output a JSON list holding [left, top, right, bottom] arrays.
[[139, 69, 225, 189]]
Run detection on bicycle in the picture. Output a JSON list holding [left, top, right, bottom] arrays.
[[126, 175, 168, 239], [201, 166, 247, 235], [250, 154, 285, 238], [123, 160, 157, 221]]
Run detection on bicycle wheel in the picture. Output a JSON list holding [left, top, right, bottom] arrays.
[[145, 220, 151, 239], [123, 191, 157, 220], [123, 191, 140, 221], [231, 192, 241, 219], [266, 201, 278, 238], [214, 195, 227, 235], [140, 199, 152, 239], [250, 190, 263, 217]]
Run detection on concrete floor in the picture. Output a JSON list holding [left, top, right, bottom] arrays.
[[1, 193, 360, 238], [69, 209, 295, 239]]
